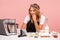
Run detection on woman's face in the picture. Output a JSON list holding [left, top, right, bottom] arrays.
[[29, 7, 37, 15], [29, 6, 40, 20]]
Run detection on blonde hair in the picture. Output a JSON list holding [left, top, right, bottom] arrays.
[[29, 3, 41, 21]]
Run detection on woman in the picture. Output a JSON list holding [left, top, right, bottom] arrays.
[[18, 3, 46, 37]]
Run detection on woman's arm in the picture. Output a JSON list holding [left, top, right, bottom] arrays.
[[21, 23, 26, 29], [21, 15, 30, 29], [32, 14, 43, 32], [34, 20, 43, 32]]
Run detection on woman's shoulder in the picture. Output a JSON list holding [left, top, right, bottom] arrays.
[[41, 14, 45, 19], [26, 15, 29, 17], [24, 15, 30, 21], [24, 15, 30, 24], [25, 15, 30, 19]]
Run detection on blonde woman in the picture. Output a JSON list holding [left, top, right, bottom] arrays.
[[18, 3, 46, 37]]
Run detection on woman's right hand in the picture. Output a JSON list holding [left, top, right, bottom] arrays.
[[32, 14, 37, 22]]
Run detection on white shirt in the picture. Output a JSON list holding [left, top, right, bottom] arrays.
[[24, 14, 45, 25]]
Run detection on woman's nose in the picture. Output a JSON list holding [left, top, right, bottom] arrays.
[[31, 11, 35, 14]]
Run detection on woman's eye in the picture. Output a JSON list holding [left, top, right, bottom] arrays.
[[33, 10, 36, 11], [29, 10, 36, 12], [29, 10, 32, 11]]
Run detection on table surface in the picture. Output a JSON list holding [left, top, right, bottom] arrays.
[[0, 33, 60, 40]]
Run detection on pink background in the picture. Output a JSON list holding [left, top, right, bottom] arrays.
[[0, 0, 60, 33]]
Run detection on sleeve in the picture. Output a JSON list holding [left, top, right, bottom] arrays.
[[23, 15, 30, 24], [39, 15, 45, 25]]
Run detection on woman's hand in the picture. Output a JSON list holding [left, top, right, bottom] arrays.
[[32, 14, 37, 22]]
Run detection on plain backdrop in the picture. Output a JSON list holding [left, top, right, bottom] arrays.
[[0, 0, 60, 33]]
